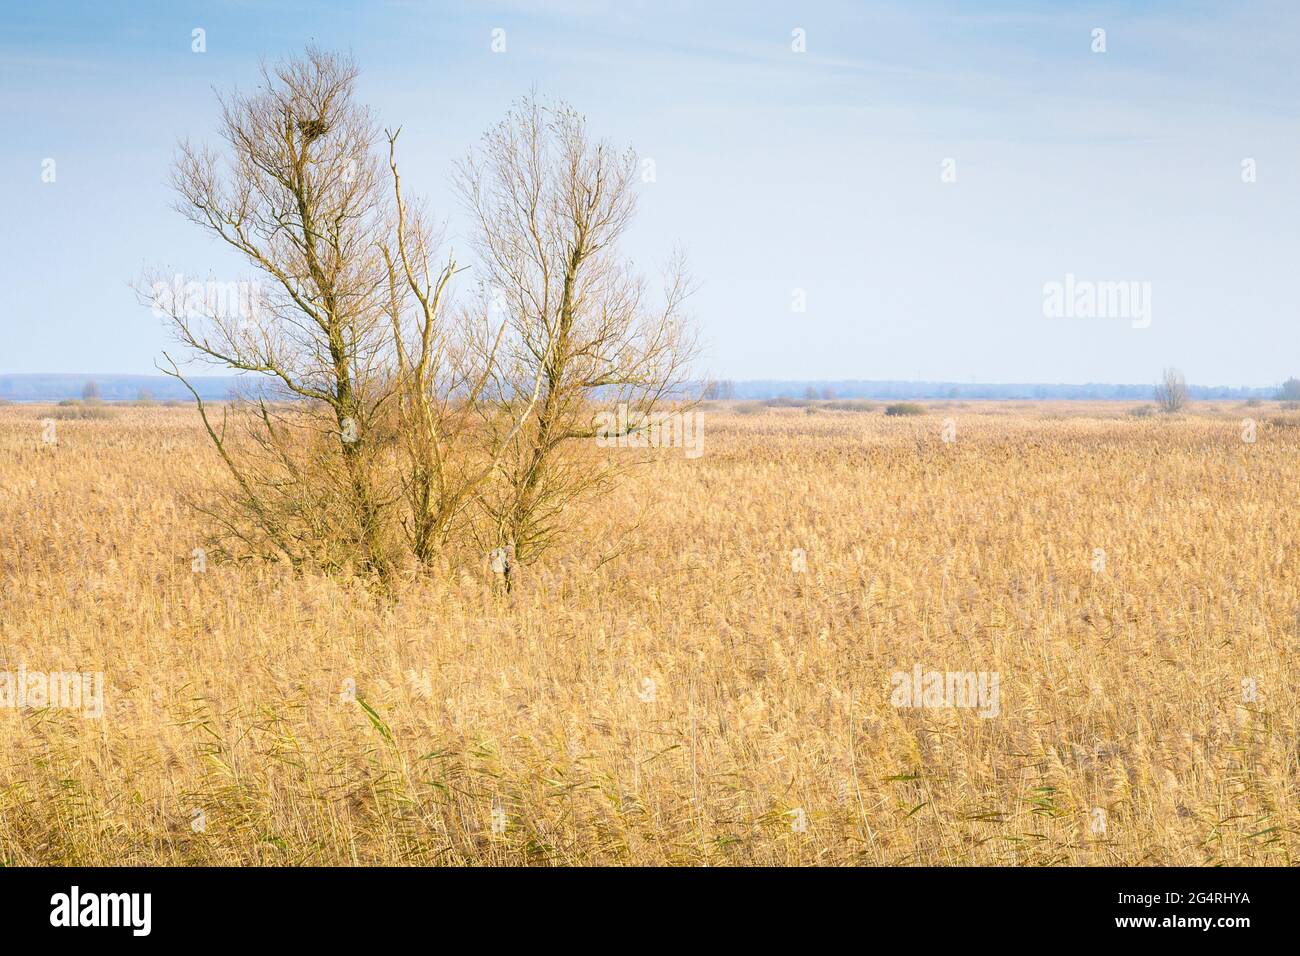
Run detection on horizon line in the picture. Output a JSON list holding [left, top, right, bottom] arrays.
[[0, 372, 1293, 390]]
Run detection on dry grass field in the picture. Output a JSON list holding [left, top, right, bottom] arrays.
[[1, 400, 1297, 866]]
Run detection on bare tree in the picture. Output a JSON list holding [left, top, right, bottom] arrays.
[[379, 129, 542, 569], [701, 378, 736, 401], [148, 54, 695, 588], [1155, 367, 1188, 413], [455, 95, 698, 586], [152, 48, 400, 578]]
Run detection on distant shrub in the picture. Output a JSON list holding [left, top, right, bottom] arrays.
[[1129, 405, 1156, 418], [1245, 398, 1262, 408], [825, 400, 876, 413], [48, 401, 115, 421], [764, 396, 812, 408], [804, 405, 820, 415], [735, 402, 766, 416], [1155, 367, 1188, 413], [884, 402, 925, 417], [1282, 401, 1300, 411]]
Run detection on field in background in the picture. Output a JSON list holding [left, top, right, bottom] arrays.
[[1, 400, 1296, 865]]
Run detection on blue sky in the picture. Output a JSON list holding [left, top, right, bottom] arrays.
[[3, 0, 1298, 385]]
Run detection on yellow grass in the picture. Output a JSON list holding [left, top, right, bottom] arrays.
[[1, 401, 1296, 865]]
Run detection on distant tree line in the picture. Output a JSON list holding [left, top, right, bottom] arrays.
[[706, 380, 1281, 402]]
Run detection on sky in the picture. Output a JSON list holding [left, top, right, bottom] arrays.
[[2, 0, 1298, 386]]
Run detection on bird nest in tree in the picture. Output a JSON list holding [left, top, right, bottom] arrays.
[[297, 118, 330, 141]]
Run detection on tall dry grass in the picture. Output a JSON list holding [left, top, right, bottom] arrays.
[[0, 402, 1296, 865]]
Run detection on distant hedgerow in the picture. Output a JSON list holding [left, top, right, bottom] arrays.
[[884, 402, 925, 417]]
